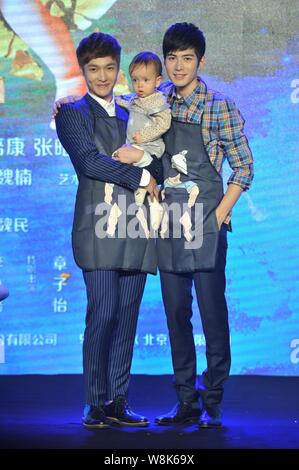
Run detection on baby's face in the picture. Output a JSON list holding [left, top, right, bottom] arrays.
[[130, 63, 161, 98]]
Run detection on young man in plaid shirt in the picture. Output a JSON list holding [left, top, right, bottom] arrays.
[[152, 22, 254, 428]]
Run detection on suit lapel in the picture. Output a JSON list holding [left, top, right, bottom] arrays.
[[85, 93, 110, 118]]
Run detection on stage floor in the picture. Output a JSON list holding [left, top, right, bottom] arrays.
[[0, 375, 298, 452]]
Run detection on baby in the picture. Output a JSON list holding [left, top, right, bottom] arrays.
[[116, 51, 171, 230]]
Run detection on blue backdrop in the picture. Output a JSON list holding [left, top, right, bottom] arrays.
[[0, 0, 298, 375]]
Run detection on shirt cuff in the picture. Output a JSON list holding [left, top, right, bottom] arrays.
[[133, 150, 153, 168], [140, 169, 151, 187]]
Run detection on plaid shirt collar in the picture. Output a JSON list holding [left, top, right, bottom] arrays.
[[167, 77, 208, 109]]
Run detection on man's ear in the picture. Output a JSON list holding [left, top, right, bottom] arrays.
[[199, 56, 206, 69], [156, 75, 163, 87]]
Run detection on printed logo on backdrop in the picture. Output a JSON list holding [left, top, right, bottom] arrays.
[[0, 334, 4, 364], [79, 333, 207, 348], [52, 256, 70, 313], [290, 339, 299, 364], [290, 79, 299, 103], [0, 137, 68, 157], [0, 334, 58, 364]]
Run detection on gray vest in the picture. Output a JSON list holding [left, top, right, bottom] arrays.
[[72, 100, 157, 274]]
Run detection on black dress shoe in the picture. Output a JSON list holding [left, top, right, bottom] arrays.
[[82, 405, 109, 429], [155, 402, 201, 426], [199, 406, 222, 428], [105, 396, 149, 427]]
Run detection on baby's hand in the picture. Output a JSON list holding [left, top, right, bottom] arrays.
[[133, 131, 142, 144]]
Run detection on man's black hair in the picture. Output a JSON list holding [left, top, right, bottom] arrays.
[[77, 32, 121, 68], [163, 22, 206, 61]]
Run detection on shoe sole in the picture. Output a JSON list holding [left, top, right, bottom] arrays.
[[83, 422, 110, 429], [155, 417, 199, 426], [106, 417, 149, 427], [199, 422, 222, 428]]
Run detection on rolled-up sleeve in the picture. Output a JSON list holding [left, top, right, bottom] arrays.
[[218, 98, 254, 191]]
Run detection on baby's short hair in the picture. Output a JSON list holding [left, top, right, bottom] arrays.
[[129, 51, 162, 76]]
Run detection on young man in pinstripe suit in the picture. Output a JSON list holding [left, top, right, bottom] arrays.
[[55, 32, 162, 428]]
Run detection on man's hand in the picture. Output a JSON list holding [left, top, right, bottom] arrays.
[[52, 95, 81, 117], [215, 206, 226, 230], [215, 183, 244, 229], [112, 144, 144, 164], [145, 175, 159, 202], [133, 131, 142, 144]]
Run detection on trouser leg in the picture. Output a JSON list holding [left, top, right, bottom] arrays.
[[160, 270, 198, 402], [193, 227, 231, 408], [106, 272, 146, 400], [82, 270, 119, 406]]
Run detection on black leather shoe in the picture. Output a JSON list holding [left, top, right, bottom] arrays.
[[105, 396, 149, 427], [155, 402, 201, 426], [82, 404, 109, 429], [199, 407, 222, 428]]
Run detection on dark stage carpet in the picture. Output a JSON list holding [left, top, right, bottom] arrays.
[[0, 375, 298, 461]]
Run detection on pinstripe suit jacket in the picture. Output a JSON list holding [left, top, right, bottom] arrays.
[[55, 93, 163, 189], [55, 93, 159, 273]]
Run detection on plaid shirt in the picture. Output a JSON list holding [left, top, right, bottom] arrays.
[[160, 78, 254, 228]]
